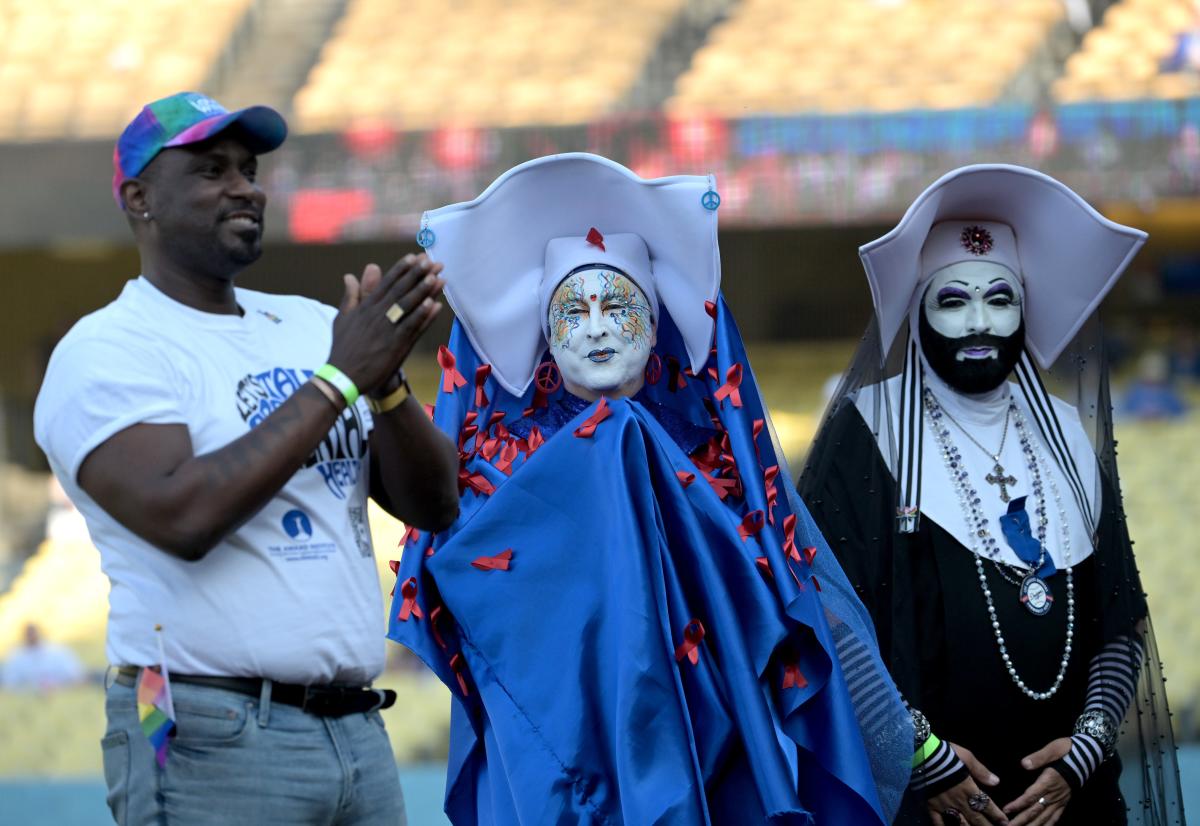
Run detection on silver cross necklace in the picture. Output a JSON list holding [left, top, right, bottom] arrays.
[[936, 402, 1017, 502]]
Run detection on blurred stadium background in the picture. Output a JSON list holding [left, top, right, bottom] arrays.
[[1, 0, 1198, 822]]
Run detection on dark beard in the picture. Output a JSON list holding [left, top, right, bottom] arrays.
[[918, 309, 1025, 394]]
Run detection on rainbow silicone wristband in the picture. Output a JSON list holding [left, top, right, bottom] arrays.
[[315, 363, 359, 406], [912, 733, 942, 768]]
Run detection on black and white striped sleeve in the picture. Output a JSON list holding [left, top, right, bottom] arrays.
[[910, 737, 969, 795], [1052, 635, 1144, 789]]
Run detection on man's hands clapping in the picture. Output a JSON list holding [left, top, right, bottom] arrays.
[[328, 254, 445, 395]]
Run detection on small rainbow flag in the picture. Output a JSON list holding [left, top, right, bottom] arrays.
[[137, 626, 175, 767]]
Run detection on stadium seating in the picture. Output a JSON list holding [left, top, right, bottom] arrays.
[[1054, 0, 1200, 102], [0, 0, 251, 140], [293, 0, 684, 131], [667, 0, 1065, 116]]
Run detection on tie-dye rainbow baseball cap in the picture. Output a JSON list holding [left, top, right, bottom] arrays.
[[112, 91, 287, 208]]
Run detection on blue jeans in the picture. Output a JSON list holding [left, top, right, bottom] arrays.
[[101, 677, 406, 825]]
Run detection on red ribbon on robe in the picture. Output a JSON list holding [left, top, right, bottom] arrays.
[[702, 469, 738, 501], [388, 559, 400, 596], [458, 467, 496, 497], [474, 365, 491, 408], [495, 440, 520, 475], [517, 426, 545, 457], [458, 411, 479, 456], [782, 513, 798, 561], [738, 510, 765, 540], [713, 363, 744, 408], [674, 619, 706, 665], [429, 605, 448, 650], [471, 549, 513, 571], [438, 345, 468, 393], [752, 418, 764, 461], [573, 397, 611, 438], [755, 556, 774, 579], [401, 525, 421, 547], [763, 465, 780, 524], [423, 403, 436, 420], [397, 577, 423, 621], [782, 663, 808, 690], [449, 653, 470, 696], [676, 471, 696, 487]]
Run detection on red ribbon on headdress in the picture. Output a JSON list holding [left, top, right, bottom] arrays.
[[474, 365, 491, 408], [586, 227, 606, 251], [738, 510, 765, 540], [674, 619, 706, 666], [449, 653, 470, 696], [397, 577, 423, 621], [573, 397, 611, 438], [471, 549, 513, 571], [438, 346, 468, 393], [782, 663, 808, 690], [713, 363, 743, 408]]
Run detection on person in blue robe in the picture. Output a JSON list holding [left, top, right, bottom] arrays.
[[385, 153, 912, 825]]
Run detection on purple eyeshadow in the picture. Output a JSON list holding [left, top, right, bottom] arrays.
[[937, 287, 971, 302], [984, 283, 1015, 298]]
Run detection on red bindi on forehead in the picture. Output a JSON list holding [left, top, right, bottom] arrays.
[[590, 294, 597, 301]]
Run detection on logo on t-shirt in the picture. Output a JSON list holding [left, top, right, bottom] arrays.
[[235, 367, 368, 500], [282, 509, 313, 541]]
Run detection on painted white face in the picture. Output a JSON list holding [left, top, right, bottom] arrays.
[[923, 261, 1023, 361], [548, 267, 655, 400]]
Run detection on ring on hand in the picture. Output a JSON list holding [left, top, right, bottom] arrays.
[[386, 302, 405, 324], [967, 792, 990, 812], [1037, 796, 1047, 806], [942, 807, 962, 820]]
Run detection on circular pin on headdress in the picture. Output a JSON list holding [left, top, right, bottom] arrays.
[[417, 227, 436, 249], [701, 190, 721, 211], [960, 225, 994, 256]]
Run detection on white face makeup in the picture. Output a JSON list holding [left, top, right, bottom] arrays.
[[923, 261, 1023, 361], [547, 267, 655, 401]]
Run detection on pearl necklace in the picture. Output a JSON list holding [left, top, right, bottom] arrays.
[[924, 388, 1074, 701]]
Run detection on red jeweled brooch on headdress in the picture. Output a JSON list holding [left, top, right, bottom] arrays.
[[960, 225, 993, 256]]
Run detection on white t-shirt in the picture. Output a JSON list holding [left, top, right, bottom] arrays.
[[1, 643, 85, 691], [34, 277, 384, 684]]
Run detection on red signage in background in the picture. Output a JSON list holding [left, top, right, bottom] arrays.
[[341, 121, 401, 160], [428, 125, 495, 171], [289, 189, 375, 243], [666, 115, 730, 166]]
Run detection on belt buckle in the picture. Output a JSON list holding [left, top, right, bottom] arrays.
[[301, 685, 342, 717]]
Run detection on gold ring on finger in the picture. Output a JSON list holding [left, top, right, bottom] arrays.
[[386, 302, 405, 324]]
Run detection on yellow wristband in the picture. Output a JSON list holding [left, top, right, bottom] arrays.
[[912, 733, 941, 768], [368, 380, 410, 414]]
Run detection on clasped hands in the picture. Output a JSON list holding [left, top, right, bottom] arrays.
[[927, 738, 1072, 826]]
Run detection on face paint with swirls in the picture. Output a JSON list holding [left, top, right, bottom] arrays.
[[547, 267, 655, 399]]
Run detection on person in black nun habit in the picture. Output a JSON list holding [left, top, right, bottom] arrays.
[[798, 165, 1185, 826]]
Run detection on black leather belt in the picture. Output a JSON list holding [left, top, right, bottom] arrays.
[[115, 666, 396, 718]]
